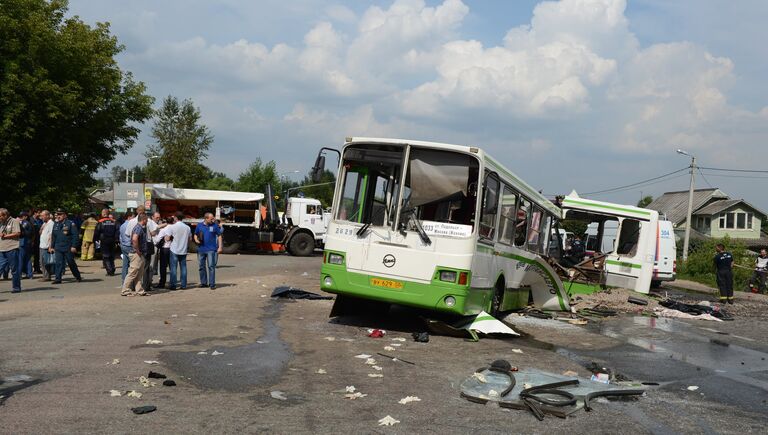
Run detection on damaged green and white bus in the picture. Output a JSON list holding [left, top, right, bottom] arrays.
[[313, 137, 572, 316]]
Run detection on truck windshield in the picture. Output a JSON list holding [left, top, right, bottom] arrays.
[[336, 144, 479, 233]]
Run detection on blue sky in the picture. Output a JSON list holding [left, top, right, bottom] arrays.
[[71, 0, 768, 210]]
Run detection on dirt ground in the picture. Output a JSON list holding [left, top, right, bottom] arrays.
[[1, 255, 768, 434]]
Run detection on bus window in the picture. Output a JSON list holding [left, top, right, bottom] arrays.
[[337, 169, 365, 222], [479, 173, 499, 240], [514, 198, 531, 247], [617, 219, 641, 256], [403, 148, 479, 229], [498, 186, 517, 245], [371, 175, 389, 226]]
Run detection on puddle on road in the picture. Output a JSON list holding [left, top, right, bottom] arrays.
[[160, 301, 292, 392], [0, 375, 43, 406], [524, 316, 768, 413]]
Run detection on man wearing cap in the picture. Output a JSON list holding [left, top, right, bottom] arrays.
[[50, 209, 82, 284], [94, 208, 118, 276], [0, 208, 22, 293]]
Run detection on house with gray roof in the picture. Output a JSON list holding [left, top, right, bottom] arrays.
[[646, 188, 768, 248]]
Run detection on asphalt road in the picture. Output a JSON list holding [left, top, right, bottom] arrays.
[[1, 254, 767, 434]]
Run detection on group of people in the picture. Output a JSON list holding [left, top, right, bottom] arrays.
[[1, 205, 224, 296]]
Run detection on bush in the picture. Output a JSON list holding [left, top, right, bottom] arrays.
[[677, 236, 753, 290]]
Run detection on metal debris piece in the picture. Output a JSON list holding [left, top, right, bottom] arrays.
[[270, 391, 288, 401]]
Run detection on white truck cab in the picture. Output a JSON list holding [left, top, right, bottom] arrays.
[[282, 197, 330, 256]]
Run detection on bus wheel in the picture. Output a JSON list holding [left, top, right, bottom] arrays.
[[288, 233, 315, 256], [490, 279, 505, 317]]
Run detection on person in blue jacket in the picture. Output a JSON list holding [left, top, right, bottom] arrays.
[[50, 208, 82, 284], [194, 213, 223, 289]]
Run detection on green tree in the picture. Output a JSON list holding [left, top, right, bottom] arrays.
[[288, 170, 336, 208], [637, 195, 653, 208], [202, 171, 235, 191], [236, 158, 281, 195], [677, 236, 752, 290], [144, 96, 213, 187], [0, 0, 153, 211]]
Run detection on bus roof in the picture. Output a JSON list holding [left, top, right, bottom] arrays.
[[344, 137, 559, 216]]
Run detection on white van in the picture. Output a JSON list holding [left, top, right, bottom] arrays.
[[652, 220, 676, 287]]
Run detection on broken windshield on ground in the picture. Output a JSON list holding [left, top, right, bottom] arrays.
[[336, 144, 479, 235]]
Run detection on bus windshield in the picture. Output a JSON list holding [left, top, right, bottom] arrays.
[[336, 144, 480, 233]]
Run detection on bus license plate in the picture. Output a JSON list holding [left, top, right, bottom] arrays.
[[370, 278, 404, 289]]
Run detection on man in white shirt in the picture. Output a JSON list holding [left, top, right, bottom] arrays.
[[155, 219, 173, 288], [38, 210, 54, 281], [166, 211, 191, 290]]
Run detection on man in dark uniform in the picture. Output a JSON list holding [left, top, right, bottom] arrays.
[[94, 208, 118, 276], [714, 243, 734, 304], [50, 209, 82, 284], [17, 211, 35, 279]]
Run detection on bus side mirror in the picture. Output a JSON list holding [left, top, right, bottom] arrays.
[[311, 154, 326, 183]]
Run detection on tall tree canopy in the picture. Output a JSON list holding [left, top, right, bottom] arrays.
[[144, 95, 213, 188], [235, 158, 281, 194], [0, 0, 154, 211], [637, 195, 654, 208]]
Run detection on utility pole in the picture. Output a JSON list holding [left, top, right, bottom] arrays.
[[677, 149, 696, 261]]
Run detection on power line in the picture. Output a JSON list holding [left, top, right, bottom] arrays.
[[699, 172, 768, 180], [697, 167, 713, 188], [585, 173, 689, 197], [699, 166, 768, 174], [581, 167, 689, 195]]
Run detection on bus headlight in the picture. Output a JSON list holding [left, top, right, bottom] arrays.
[[327, 253, 344, 265], [439, 270, 457, 283], [444, 296, 456, 307], [323, 276, 333, 287]]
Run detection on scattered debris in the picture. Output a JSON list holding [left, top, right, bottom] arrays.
[[368, 374, 384, 378], [368, 329, 386, 338], [590, 373, 610, 384], [239, 331, 249, 334], [687, 386, 699, 391], [324, 337, 336, 341], [211, 350, 224, 356], [627, 296, 649, 306], [316, 369, 327, 374], [345, 386, 356, 393], [126, 391, 143, 399], [365, 358, 377, 365], [377, 353, 415, 365], [147, 371, 167, 379], [197, 351, 208, 355], [472, 372, 487, 383], [144, 360, 160, 365], [562, 370, 578, 377], [164, 320, 171, 325], [658, 309, 722, 322], [412, 332, 430, 343], [383, 346, 396, 351], [378, 415, 400, 426], [354, 354, 372, 359], [568, 319, 588, 325], [659, 299, 732, 320], [108, 359, 120, 365], [271, 286, 333, 300], [162, 380, 176, 387], [345, 392, 367, 400], [138, 376, 156, 388], [187, 314, 198, 317], [270, 391, 288, 401], [109, 390, 122, 397], [145, 339, 163, 345], [372, 366, 383, 371], [170, 314, 178, 318], [391, 337, 407, 342], [131, 405, 157, 415], [398, 396, 421, 404], [425, 311, 518, 341], [512, 349, 524, 354]]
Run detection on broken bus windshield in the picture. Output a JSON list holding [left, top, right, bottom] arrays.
[[336, 144, 479, 233]]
